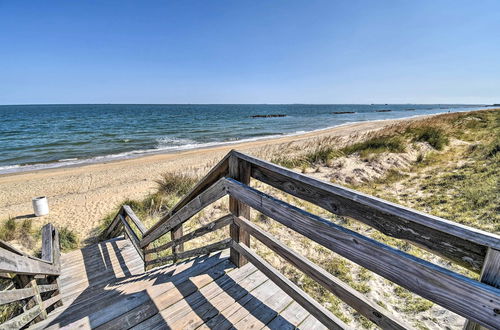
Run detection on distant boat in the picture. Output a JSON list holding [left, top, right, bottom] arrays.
[[332, 111, 356, 114], [376, 109, 392, 112]]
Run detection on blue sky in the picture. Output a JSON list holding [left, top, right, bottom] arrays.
[[0, 1, 499, 104]]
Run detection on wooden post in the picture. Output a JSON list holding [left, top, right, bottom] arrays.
[[171, 224, 184, 262], [463, 248, 500, 330], [143, 244, 152, 271], [46, 227, 62, 311], [228, 154, 251, 267]]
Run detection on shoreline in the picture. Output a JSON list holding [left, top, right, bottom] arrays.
[[0, 108, 482, 177], [0, 109, 491, 244]]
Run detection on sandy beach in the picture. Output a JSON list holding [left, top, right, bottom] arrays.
[[0, 113, 464, 243]]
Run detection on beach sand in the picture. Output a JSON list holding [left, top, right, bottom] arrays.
[[0, 114, 448, 243]]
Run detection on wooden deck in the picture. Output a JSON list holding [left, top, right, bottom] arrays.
[[29, 237, 326, 329]]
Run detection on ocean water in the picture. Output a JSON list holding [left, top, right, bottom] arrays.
[[0, 104, 488, 174]]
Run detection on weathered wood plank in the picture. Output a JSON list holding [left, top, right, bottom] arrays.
[[38, 284, 58, 293], [235, 150, 500, 271], [264, 301, 310, 330], [224, 178, 500, 329], [0, 287, 35, 305], [41, 224, 54, 263], [130, 261, 257, 330], [146, 238, 231, 267], [103, 210, 123, 239], [52, 255, 231, 329], [140, 178, 228, 248], [231, 241, 349, 330], [120, 214, 144, 260], [0, 247, 60, 276], [464, 248, 500, 330], [0, 305, 42, 329], [123, 205, 147, 235], [52, 226, 60, 270], [144, 214, 233, 254], [95, 259, 234, 330], [197, 279, 276, 330], [42, 294, 61, 310], [229, 154, 251, 267], [234, 215, 411, 330], [144, 152, 230, 237], [171, 223, 184, 260]]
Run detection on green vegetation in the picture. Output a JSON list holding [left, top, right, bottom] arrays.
[[0, 217, 80, 253], [342, 136, 406, 157], [59, 226, 79, 252], [359, 110, 499, 233], [407, 126, 449, 150], [273, 135, 405, 168], [393, 286, 433, 313]]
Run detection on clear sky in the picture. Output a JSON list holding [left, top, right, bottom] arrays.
[[1, 0, 499, 104]]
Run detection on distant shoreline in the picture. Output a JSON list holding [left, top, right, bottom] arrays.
[[0, 104, 488, 175], [0, 107, 489, 176]]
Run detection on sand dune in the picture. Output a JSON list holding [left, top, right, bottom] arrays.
[[0, 115, 437, 243]]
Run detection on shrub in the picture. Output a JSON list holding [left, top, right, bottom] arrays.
[[410, 127, 449, 150], [59, 227, 79, 251], [342, 136, 405, 157], [155, 172, 197, 196], [0, 218, 17, 241]]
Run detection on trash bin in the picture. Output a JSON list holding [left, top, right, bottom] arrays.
[[32, 196, 49, 217]]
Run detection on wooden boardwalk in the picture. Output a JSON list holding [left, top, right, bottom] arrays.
[[29, 237, 326, 329]]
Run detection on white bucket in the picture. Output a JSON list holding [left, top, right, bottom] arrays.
[[32, 196, 49, 217]]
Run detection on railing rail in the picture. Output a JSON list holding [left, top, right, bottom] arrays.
[[103, 150, 500, 329], [0, 223, 62, 328]]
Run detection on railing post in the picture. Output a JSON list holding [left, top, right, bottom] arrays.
[[463, 248, 500, 330], [171, 223, 184, 262], [229, 153, 251, 267]]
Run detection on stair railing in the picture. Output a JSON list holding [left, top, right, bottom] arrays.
[[0, 224, 62, 328], [104, 150, 500, 329]]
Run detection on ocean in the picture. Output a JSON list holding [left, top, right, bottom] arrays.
[[0, 104, 488, 174]]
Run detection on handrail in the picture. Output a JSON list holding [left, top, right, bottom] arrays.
[[103, 150, 500, 329], [143, 152, 231, 237], [0, 223, 62, 328]]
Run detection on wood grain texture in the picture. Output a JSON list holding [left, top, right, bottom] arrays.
[[0, 247, 60, 276], [122, 205, 147, 235], [0, 287, 35, 305], [234, 215, 411, 330], [140, 178, 227, 248], [463, 248, 500, 330], [1, 305, 42, 329], [41, 224, 54, 263], [231, 241, 350, 330], [103, 211, 123, 239], [229, 154, 251, 267], [234, 151, 500, 271], [170, 224, 184, 260], [146, 238, 232, 267], [144, 152, 231, 236], [120, 214, 144, 260], [224, 177, 500, 329], [144, 214, 233, 254]]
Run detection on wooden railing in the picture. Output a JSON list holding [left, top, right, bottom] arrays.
[[104, 150, 500, 329], [0, 224, 62, 328]]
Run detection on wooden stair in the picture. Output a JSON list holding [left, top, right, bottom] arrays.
[[28, 237, 327, 329]]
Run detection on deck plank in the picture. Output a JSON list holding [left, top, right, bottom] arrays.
[[28, 238, 331, 330]]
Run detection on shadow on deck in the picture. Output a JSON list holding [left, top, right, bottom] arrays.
[[31, 237, 319, 329]]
